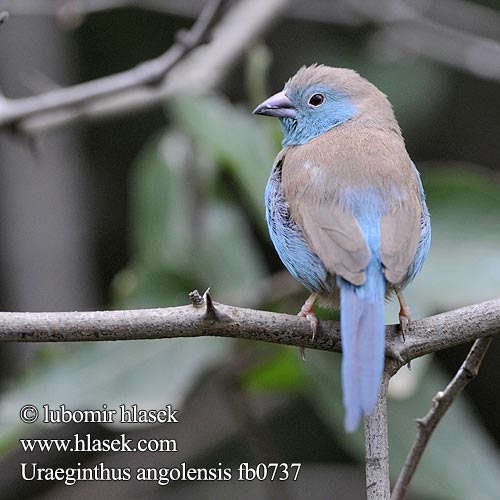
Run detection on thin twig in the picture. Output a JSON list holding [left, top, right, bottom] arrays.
[[0, 0, 361, 25], [0, 0, 175, 17], [9, 0, 500, 39], [0, 0, 225, 128], [409, 0, 500, 40], [0, 0, 289, 132], [374, 17, 500, 81], [391, 336, 494, 500], [344, 0, 500, 82]]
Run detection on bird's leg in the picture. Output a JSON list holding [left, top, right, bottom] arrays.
[[297, 292, 319, 360], [298, 292, 319, 339], [396, 290, 412, 341]]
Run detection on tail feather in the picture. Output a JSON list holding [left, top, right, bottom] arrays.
[[340, 263, 385, 432]]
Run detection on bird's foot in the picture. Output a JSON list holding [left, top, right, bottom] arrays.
[[399, 315, 409, 341], [397, 290, 412, 342], [297, 293, 319, 361], [397, 290, 413, 368], [298, 293, 319, 340]]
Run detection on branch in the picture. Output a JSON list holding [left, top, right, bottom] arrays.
[[392, 299, 499, 363], [343, 0, 500, 82], [0, 290, 342, 348], [4, 0, 365, 27], [0, 0, 179, 18], [6, 0, 500, 93], [391, 335, 494, 500], [0, 0, 225, 129], [365, 368, 394, 500], [0, 0, 290, 133], [374, 16, 500, 82], [0, 292, 496, 499], [0, 291, 497, 360]]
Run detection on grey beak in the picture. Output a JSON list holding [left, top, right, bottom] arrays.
[[253, 91, 297, 119]]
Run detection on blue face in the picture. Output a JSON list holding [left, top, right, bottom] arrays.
[[280, 84, 356, 147]]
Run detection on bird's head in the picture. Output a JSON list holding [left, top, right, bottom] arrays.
[[253, 64, 392, 147]]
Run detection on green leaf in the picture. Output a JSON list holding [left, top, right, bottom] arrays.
[[242, 348, 306, 392], [117, 128, 267, 307], [245, 43, 273, 107], [128, 130, 207, 270]]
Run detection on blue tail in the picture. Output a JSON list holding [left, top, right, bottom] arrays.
[[339, 261, 386, 432]]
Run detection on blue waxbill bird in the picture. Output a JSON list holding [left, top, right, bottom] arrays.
[[253, 64, 430, 432]]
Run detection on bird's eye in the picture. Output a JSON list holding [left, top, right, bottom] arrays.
[[308, 93, 325, 106]]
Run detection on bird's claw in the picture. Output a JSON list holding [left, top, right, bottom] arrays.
[[297, 293, 319, 361], [397, 291, 412, 342], [399, 314, 409, 341], [299, 310, 319, 341]]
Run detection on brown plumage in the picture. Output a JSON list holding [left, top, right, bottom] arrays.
[[280, 103, 422, 287]]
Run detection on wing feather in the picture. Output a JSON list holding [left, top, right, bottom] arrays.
[[280, 126, 422, 287], [299, 204, 370, 286], [380, 200, 421, 285]]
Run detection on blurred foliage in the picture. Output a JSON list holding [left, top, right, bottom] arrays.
[[1, 43, 500, 500], [242, 348, 306, 392], [114, 123, 267, 307], [306, 351, 500, 500]]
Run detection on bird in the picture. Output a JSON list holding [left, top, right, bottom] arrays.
[[253, 64, 431, 432]]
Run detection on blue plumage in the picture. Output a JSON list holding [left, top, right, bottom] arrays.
[[339, 264, 385, 432], [254, 64, 431, 432], [280, 84, 356, 146], [399, 164, 432, 289], [339, 189, 386, 431], [265, 158, 334, 293]]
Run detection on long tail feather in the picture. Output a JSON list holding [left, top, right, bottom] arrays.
[[339, 262, 385, 432]]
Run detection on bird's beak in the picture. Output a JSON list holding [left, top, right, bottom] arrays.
[[253, 91, 297, 119]]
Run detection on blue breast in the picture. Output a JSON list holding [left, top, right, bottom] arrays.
[[265, 159, 334, 293], [398, 164, 431, 289]]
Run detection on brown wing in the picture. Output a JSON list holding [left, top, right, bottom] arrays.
[[280, 122, 420, 287], [298, 203, 370, 286], [282, 143, 370, 285], [280, 142, 371, 286], [380, 199, 421, 285]]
